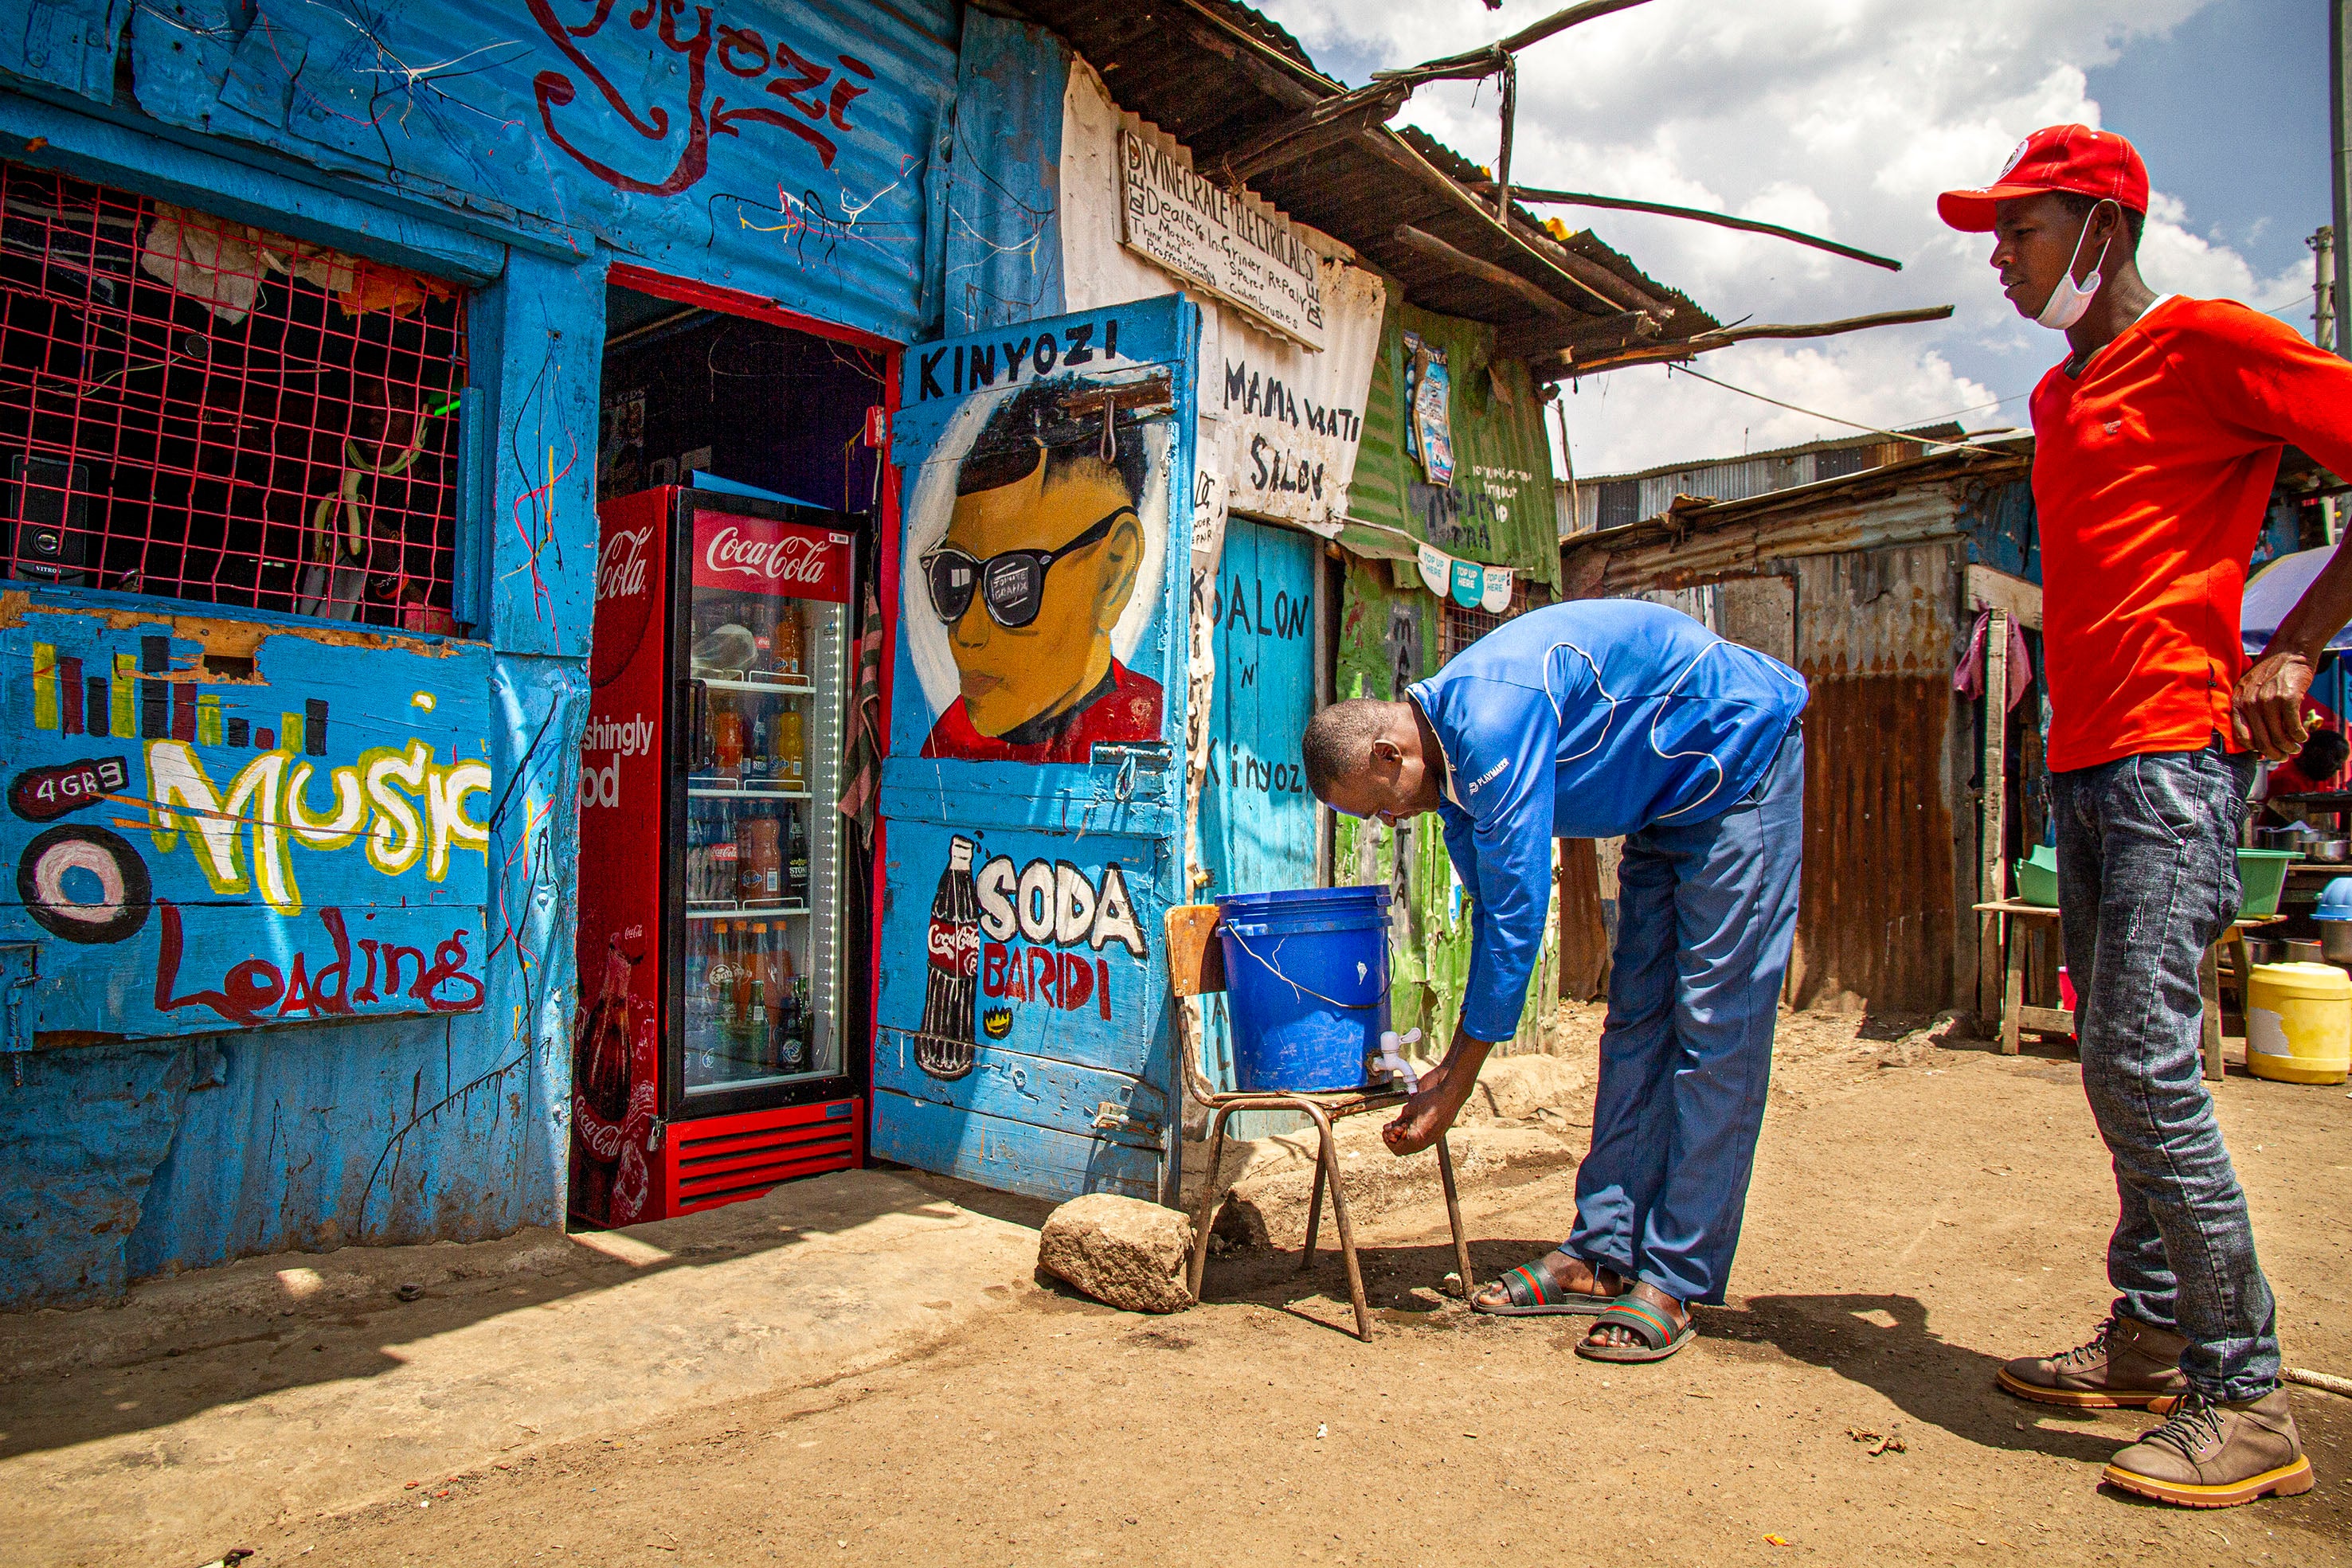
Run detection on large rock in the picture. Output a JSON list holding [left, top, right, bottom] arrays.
[[1469, 1053, 1591, 1120], [1037, 1194, 1195, 1314]]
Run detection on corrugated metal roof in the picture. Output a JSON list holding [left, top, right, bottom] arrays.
[[994, 0, 1711, 341], [1560, 440, 2033, 569], [1582, 422, 1970, 487], [1559, 429, 1976, 538]]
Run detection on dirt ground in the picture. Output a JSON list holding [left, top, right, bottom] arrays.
[[33, 1010, 2352, 1566]]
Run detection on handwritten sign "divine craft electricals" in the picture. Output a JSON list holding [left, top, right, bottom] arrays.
[[1118, 130, 1328, 353]]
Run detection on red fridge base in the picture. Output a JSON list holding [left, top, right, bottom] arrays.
[[655, 1097, 864, 1218]]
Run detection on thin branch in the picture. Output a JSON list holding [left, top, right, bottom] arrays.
[[1556, 305, 1955, 376], [1372, 0, 1659, 87], [1492, 186, 1904, 271]]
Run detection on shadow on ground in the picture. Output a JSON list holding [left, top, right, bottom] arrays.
[[1723, 1292, 2130, 1464], [0, 1168, 998, 1461]]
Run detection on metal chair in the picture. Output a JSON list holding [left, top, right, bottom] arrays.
[[1165, 903, 1474, 1341]]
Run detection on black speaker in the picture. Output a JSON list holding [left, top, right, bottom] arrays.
[[9, 454, 91, 585]]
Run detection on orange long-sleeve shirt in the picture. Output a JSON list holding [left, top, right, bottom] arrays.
[[2032, 295, 2352, 772]]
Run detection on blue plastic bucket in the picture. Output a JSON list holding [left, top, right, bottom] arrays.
[[1215, 886, 1392, 1092]]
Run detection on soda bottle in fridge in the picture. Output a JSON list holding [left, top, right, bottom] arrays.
[[737, 589, 775, 676], [773, 602, 804, 681], [747, 921, 772, 1066], [737, 805, 781, 906], [710, 694, 745, 784], [768, 940, 799, 1072], [706, 802, 738, 904], [782, 973, 809, 1073], [728, 921, 754, 1054], [918, 835, 980, 1078], [775, 708, 806, 788], [785, 805, 809, 907]]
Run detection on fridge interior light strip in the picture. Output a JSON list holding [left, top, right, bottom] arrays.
[[699, 678, 817, 696], [687, 785, 814, 800]]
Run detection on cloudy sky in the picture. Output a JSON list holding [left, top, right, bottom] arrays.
[[1251, 0, 2328, 477]]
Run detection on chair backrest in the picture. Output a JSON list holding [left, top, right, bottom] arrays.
[[1163, 903, 1227, 998]]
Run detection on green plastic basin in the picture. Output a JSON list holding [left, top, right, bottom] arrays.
[[2013, 847, 2299, 915], [2237, 849, 2299, 919]]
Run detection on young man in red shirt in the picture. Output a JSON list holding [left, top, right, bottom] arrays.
[[1940, 125, 2352, 1508]]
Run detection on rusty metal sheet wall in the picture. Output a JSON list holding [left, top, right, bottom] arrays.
[[1559, 519, 1974, 1016], [1563, 486, 1968, 596], [1782, 545, 1967, 1014]]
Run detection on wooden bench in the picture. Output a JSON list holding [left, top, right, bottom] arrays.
[[1973, 898, 2276, 1083]]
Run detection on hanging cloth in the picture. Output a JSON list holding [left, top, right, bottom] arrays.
[[836, 581, 886, 847], [1954, 609, 2033, 711]]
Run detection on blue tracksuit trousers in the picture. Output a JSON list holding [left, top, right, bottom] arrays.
[[1567, 723, 1805, 1305]]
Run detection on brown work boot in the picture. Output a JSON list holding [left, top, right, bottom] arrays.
[[2102, 1388, 2315, 1507], [1998, 1314, 2188, 1408]]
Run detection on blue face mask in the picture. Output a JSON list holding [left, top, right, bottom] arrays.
[[2037, 200, 2115, 330]]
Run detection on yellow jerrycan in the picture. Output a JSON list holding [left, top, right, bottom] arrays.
[[2244, 961, 2351, 1085]]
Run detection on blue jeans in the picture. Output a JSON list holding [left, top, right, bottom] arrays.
[[1567, 724, 1804, 1305], [2051, 741, 2280, 1401]]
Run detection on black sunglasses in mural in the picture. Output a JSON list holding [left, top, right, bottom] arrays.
[[922, 506, 1135, 630]]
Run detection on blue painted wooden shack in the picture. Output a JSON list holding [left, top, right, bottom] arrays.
[[0, 0, 1717, 1301], [0, 0, 959, 1308]]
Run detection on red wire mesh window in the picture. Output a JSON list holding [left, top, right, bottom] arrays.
[[0, 162, 468, 627]]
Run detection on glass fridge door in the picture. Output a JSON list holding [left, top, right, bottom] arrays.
[[675, 506, 852, 1105]]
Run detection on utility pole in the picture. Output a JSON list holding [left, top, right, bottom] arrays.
[[2314, 226, 2337, 352], [2319, 226, 2342, 545], [2332, 2, 2352, 362]]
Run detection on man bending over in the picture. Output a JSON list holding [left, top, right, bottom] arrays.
[[1301, 599, 1806, 1363]]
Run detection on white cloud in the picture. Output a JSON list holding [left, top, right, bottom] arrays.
[[1253, 0, 2309, 477]]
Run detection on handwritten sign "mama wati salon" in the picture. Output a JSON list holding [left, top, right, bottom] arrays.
[[1118, 129, 1327, 353]]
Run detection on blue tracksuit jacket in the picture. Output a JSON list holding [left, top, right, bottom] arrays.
[[1407, 600, 1809, 1042]]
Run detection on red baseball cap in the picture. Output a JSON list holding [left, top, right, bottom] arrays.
[[1937, 124, 2149, 233]]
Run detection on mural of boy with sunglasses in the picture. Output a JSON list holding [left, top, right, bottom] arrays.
[[918, 377, 1165, 764]]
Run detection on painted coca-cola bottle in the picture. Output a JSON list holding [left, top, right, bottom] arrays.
[[917, 835, 980, 1079]]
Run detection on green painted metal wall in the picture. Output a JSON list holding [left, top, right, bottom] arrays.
[[1344, 295, 1561, 591], [1329, 557, 1559, 1054]]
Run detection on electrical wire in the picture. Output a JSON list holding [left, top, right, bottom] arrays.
[[1665, 291, 2321, 444], [1663, 362, 2013, 452]]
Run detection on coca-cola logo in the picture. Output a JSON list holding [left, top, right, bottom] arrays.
[[597, 526, 652, 601], [927, 917, 980, 977], [706, 525, 830, 585]]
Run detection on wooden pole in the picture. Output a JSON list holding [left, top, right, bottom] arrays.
[[1494, 57, 1518, 225], [1553, 305, 1957, 376], [1978, 610, 2010, 1031], [1484, 186, 1904, 272], [1391, 225, 1585, 319]]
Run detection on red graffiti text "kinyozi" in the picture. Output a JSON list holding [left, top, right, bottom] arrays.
[[526, 0, 875, 195]]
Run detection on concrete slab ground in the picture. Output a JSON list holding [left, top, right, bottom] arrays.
[[0, 1167, 1041, 1567]]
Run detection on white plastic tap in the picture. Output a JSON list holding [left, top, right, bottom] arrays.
[[1375, 1028, 1424, 1092]]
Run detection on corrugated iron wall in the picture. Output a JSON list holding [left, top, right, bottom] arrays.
[[1556, 479, 1982, 1015], [1352, 298, 1561, 588], [1782, 545, 1967, 1013]]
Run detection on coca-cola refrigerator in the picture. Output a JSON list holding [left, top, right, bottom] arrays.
[[571, 486, 866, 1226]]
